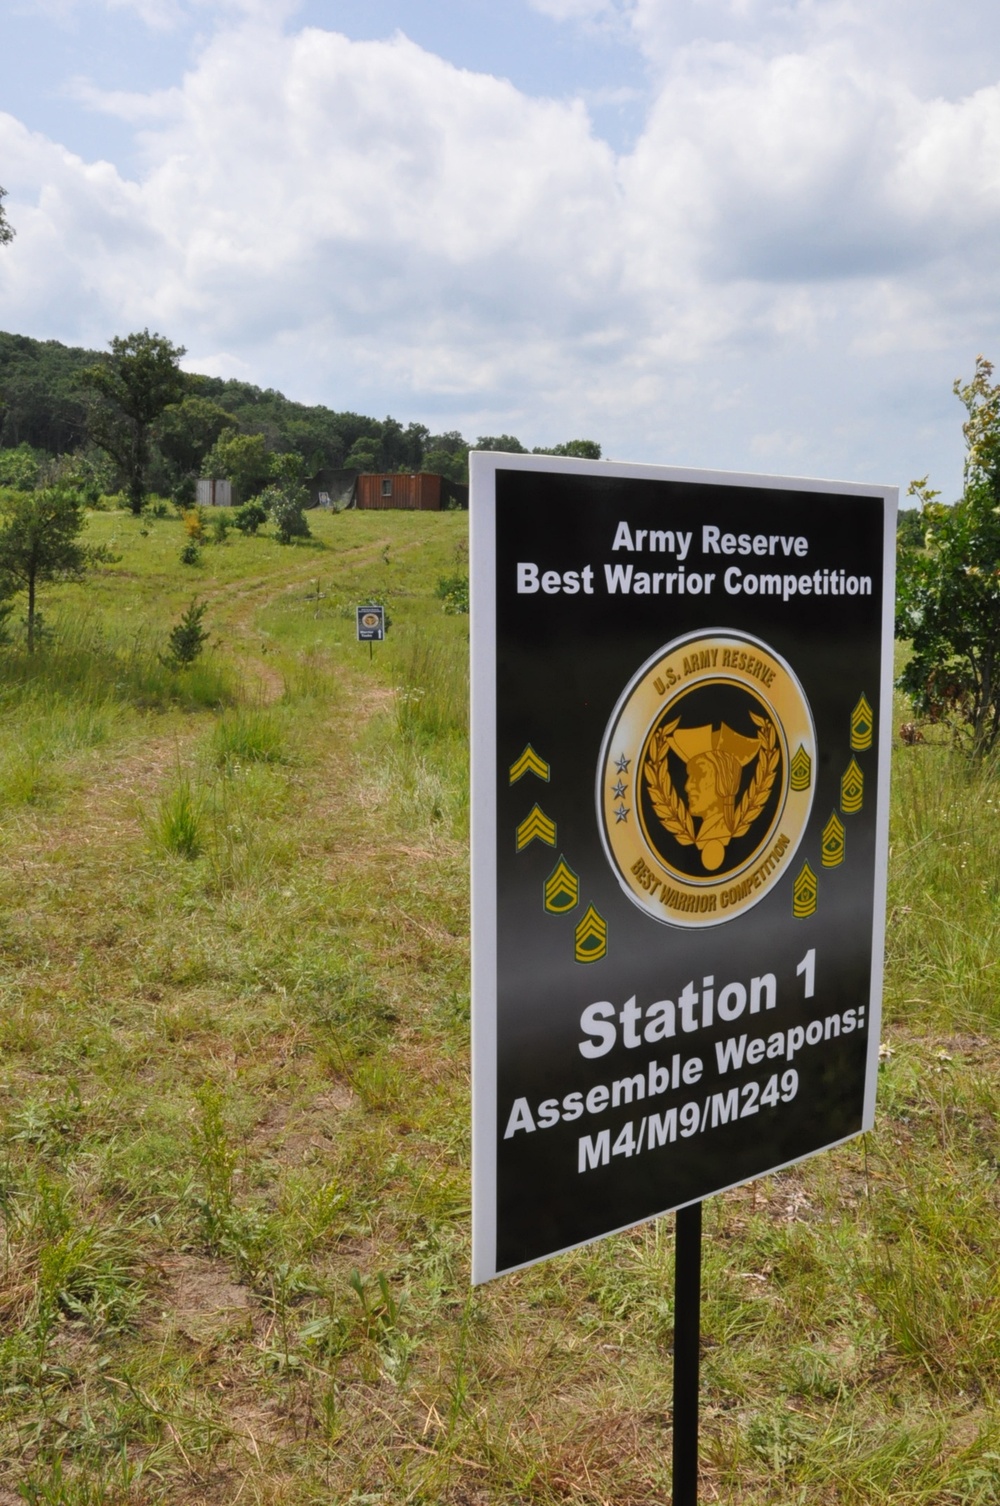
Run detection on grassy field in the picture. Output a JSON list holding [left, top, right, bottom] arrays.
[[0, 504, 998, 1505]]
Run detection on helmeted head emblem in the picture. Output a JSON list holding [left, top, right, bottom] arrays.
[[598, 631, 815, 928]]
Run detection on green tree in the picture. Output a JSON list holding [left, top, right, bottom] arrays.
[[202, 431, 272, 501], [474, 434, 527, 453], [0, 186, 13, 246], [896, 356, 1000, 754], [269, 450, 305, 487], [162, 598, 210, 668], [83, 331, 187, 514], [533, 439, 602, 460], [0, 487, 88, 652], [896, 505, 924, 552], [156, 396, 237, 477], [423, 431, 470, 484], [260, 484, 310, 543], [343, 436, 380, 471], [0, 444, 41, 491]]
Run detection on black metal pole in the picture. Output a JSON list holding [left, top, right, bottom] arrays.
[[672, 1200, 702, 1506]]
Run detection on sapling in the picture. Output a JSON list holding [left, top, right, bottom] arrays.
[[163, 598, 210, 668]]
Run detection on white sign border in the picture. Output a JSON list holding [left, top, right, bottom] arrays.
[[470, 451, 897, 1285]]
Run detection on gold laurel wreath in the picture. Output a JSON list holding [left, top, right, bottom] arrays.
[[643, 718, 696, 845], [730, 714, 779, 839], [642, 713, 779, 845]]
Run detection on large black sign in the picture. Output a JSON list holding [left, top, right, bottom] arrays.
[[470, 456, 896, 1283]]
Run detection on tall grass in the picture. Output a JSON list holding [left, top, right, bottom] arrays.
[[4, 509, 998, 1503], [392, 631, 468, 744], [0, 617, 236, 713], [886, 744, 1000, 1027], [148, 776, 203, 859], [211, 707, 286, 766]]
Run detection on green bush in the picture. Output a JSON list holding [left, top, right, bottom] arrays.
[[260, 484, 310, 543], [435, 572, 469, 614], [233, 500, 267, 535], [0, 443, 42, 491]]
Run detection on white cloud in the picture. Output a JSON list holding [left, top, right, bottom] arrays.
[[1, 5, 999, 490], [527, 0, 619, 19]]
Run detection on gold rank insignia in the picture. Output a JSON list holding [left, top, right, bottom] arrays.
[[574, 905, 607, 963], [509, 745, 550, 784], [790, 744, 812, 791], [793, 862, 818, 918], [821, 812, 846, 867], [841, 758, 864, 814], [516, 805, 556, 850], [544, 857, 579, 914], [598, 630, 816, 928], [850, 694, 873, 752]]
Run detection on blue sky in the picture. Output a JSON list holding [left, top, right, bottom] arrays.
[[3, 0, 1000, 498]]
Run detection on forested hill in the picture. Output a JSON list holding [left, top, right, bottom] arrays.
[[0, 330, 599, 489], [0, 329, 433, 475]]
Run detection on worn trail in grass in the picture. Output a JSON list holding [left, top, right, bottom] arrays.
[[0, 508, 999, 1503]]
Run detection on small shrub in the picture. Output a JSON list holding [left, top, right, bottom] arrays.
[[233, 500, 267, 535], [180, 540, 202, 566], [260, 484, 310, 544], [435, 572, 469, 614], [210, 511, 230, 544], [162, 598, 210, 668], [150, 777, 203, 859], [182, 507, 205, 541]]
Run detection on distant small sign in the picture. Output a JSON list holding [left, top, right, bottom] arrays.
[[356, 604, 385, 642]]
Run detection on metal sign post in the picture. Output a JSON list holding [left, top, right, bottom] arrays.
[[672, 1202, 702, 1505]]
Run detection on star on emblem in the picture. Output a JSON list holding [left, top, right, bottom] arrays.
[[615, 754, 631, 774], [614, 804, 630, 823], [612, 779, 626, 800]]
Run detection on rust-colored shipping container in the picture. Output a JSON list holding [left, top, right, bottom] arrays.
[[356, 473, 443, 510]]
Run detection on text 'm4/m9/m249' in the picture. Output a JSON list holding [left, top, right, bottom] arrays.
[[469, 454, 896, 1283]]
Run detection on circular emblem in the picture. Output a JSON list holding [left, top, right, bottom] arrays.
[[597, 630, 815, 928], [361, 612, 380, 628]]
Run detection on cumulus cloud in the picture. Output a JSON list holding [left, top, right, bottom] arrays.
[[1, 4, 998, 488]]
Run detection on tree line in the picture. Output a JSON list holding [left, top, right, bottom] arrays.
[[0, 328, 600, 509]]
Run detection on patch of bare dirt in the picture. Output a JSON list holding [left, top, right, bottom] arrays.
[[250, 1083, 357, 1165], [155, 1254, 254, 1344]]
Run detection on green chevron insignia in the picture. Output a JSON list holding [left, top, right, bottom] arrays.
[[841, 758, 864, 814], [821, 812, 845, 868], [793, 862, 818, 918], [574, 905, 607, 963], [790, 744, 812, 792], [850, 694, 873, 752], [544, 856, 579, 914]]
